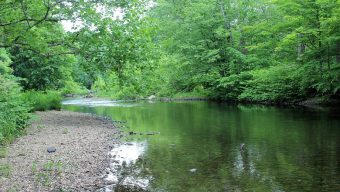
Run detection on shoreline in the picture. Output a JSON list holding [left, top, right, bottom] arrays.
[[64, 94, 340, 109], [0, 110, 122, 191]]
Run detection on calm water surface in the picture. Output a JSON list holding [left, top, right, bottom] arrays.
[[63, 99, 340, 192]]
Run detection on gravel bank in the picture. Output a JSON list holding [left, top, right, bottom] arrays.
[[0, 110, 120, 191]]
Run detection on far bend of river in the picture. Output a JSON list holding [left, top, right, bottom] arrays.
[[62, 99, 340, 191]]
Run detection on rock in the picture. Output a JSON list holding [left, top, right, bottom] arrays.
[[85, 93, 93, 98], [47, 147, 56, 153], [148, 95, 156, 100], [64, 94, 74, 98], [160, 98, 171, 101], [146, 132, 160, 135], [240, 143, 245, 151], [189, 168, 197, 173]]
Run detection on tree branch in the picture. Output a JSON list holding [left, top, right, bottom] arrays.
[[20, 1, 31, 28]]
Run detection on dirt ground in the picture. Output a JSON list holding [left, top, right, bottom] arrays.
[[0, 110, 121, 192]]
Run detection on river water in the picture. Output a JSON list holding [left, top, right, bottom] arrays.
[[63, 99, 340, 191]]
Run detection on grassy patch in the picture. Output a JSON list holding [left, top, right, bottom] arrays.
[[0, 147, 7, 158], [22, 91, 62, 111], [33, 160, 63, 187], [36, 124, 45, 131], [0, 164, 11, 178], [6, 187, 19, 192], [62, 128, 69, 134]]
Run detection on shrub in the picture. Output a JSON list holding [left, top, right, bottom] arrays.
[[22, 91, 62, 111], [239, 65, 302, 102], [115, 86, 140, 100], [0, 49, 31, 144], [0, 76, 31, 144], [215, 73, 252, 100], [61, 80, 88, 95]]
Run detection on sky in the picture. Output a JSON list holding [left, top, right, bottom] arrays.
[[61, 1, 155, 32], [61, 7, 124, 32]]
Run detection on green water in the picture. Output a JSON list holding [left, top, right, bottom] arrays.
[[63, 100, 340, 192]]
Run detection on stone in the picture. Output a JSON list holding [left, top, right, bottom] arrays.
[[148, 95, 156, 100], [47, 147, 56, 153], [146, 132, 160, 135], [129, 131, 136, 135], [240, 143, 245, 151]]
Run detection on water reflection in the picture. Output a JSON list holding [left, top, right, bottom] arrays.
[[62, 98, 138, 107], [101, 141, 151, 191], [63, 100, 340, 192]]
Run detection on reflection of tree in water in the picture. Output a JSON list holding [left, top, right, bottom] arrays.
[[65, 102, 340, 191]]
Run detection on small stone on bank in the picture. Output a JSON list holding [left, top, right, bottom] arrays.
[[47, 147, 56, 153]]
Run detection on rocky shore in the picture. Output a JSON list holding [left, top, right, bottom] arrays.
[[0, 110, 121, 191]]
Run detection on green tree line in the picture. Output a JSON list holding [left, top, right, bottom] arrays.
[[151, 0, 340, 102], [1, 0, 339, 101]]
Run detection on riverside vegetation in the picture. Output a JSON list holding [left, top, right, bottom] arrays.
[[1, 0, 340, 142]]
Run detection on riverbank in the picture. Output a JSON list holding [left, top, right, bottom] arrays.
[[64, 90, 340, 107], [0, 110, 120, 191]]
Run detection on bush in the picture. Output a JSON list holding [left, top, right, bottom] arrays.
[[0, 76, 31, 144], [22, 91, 62, 111], [115, 86, 140, 100], [239, 65, 302, 102], [61, 80, 88, 95], [0, 49, 31, 144], [215, 73, 252, 100], [173, 85, 209, 99]]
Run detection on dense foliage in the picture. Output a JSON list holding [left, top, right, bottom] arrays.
[[0, 49, 30, 143], [0, 0, 339, 111], [22, 91, 61, 111], [151, 0, 340, 102]]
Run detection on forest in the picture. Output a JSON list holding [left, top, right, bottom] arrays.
[[1, 0, 340, 143]]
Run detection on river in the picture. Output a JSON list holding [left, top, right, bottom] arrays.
[[62, 99, 340, 191]]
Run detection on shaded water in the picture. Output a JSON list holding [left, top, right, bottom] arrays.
[[63, 99, 340, 191]]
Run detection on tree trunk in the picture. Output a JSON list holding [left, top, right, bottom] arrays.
[[239, 29, 247, 54], [315, 6, 323, 76], [297, 33, 305, 60], [219, 0, 233, 46], [336, 40, 340, 64]]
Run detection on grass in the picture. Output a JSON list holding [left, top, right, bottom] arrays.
[[33, 160, 64, 187], [22, 91, 62, 111], [62, 128, 69, 134], [31, 161, 38, 175], [0, 104, 30, 145], [36, 124, 45, 131], [0, 147, 7, 158], [0, 164, 11, 178], [6, 187, 18, 192]]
